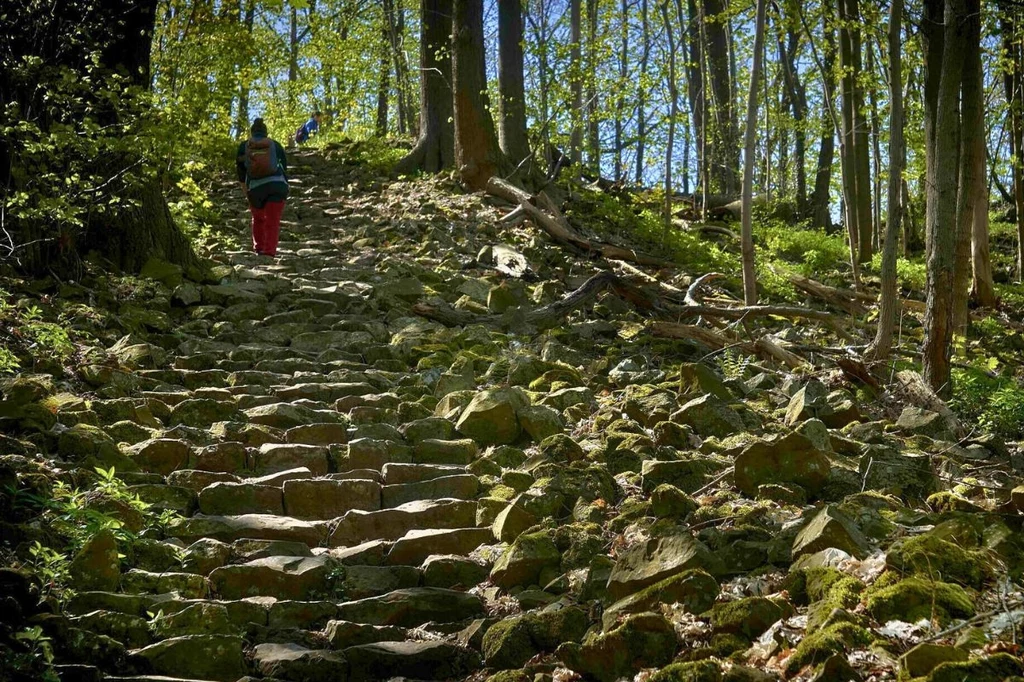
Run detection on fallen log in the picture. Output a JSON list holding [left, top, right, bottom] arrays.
[[648, 321, 807, 369], [413, 272, 655, 330], [485, 177, 675, 269]]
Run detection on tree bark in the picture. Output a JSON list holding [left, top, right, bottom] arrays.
[[685, 0, 705, 197], [395, 0, 455, 175], [922, 0, 966, 396], [778, 23, 807, 215], [868, 0, 903, 361], [661, 0, 678, 239], [740, 0, 767, 305], [867, 42, 883, 252], [497, 0, 531, 169], [837, 0, 872, 264], [570, 0, 584, 166], [635, 0, 650, 184], [702, 0, 739, 194], [615, 0, 628, 182], [952, 0, 982, 336], [1002, 12, 1024, 278], [809, 24, 835, 230], [586, 0, 600, 173], [452, 0, 507, 190]]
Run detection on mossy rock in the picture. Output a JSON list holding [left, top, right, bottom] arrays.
[[926, 653, 1024, 682], [650, 660, 723, 682], [864, 577, 975, 625], [490, 530, 561, 589], [602, 569, 719, 629], [886, 534, 990, 589], [537, 433, 584, 463], [710, 596, 783, 640], [650, 484, 698, 519], [900, 643, 968, 678], [482, 604, 588, 669], [785, 567, 864, 630], [556, 612, 678, 682], [784, 621, 872, 674]]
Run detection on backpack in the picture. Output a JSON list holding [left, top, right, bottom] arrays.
[[294, 124, 308, 144], [245, 138, 277, 179]]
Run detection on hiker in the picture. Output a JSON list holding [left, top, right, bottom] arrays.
[[294, 111, 322, 145], [236, 118, 288, 257]]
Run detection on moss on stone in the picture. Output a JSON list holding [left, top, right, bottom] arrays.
[[886, 534, 990, 588], [650, 660, 723, 682], [864, 577, 975, 625], [710, 597, 783, 640], [926, 652, 1024, 682], [784, 622, 872, 674]]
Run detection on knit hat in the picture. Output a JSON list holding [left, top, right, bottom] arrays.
[[251, 118, 268, 137]]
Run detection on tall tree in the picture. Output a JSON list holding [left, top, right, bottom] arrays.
[[740, 0, 767, 305], [498, 0, 532, 169], [635, 0, 650, 183], [922, 0, 966, 395], [615, 0, 629, 182], [702, 0, 739, 194], [808, 24, 836, 230], [777, 7, 807, 214], [395, 0, 455, 174], [1001, 12, 1024, 278], [586, 0, 601, 172], [837, 0, 873, 264], [661, 0, 678, 236], [453, 0, 507, 189], [570, 0, 584, 165], [868, 0, 903, 360]]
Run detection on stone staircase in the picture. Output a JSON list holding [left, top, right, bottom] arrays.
[[53, 150, 518, 682]]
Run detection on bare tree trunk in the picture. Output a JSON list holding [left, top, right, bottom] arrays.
[[809, 25, 835, 230], [685, 0, 705, 196], [661, 0, 678, 239], [376, 35, 390, 137], [235, 0, 255, 137], [394, 0, 455, 174], [703, 0, 738, 194], [453, 0, 507, 190], [740, 0, 768, 305], [289, 4, 300, 95], [498, 0, 531, 168], [868, 0, 903, 360], [868, 42, 883, 252], [778, 24, 807, 214], [635, 0, 650, 184], [837, 0, 872, 264], [615, 0, 628, 182], [923, 0, 966, 396], [952, 0, 982, 335], [570, 0, 583, 166], [528, 1, 553, 168], [1002, 12, 1024, 278], [586, 0, 600, 173], [383, 0, 412, 135]]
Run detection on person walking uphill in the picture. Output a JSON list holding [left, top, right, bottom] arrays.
[[237, 118, 288, 257]]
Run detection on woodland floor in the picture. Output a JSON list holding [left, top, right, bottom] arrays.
[[1, 143, 1024, 682]]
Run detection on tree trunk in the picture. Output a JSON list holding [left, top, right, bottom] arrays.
[[586, 0, 600, 173], [685, 0, 705, 197], [837, 0, 872, 264], [868, 0, 903, 360], [570, 0, 583, 166], [922, 0, 966, 396], [376, 32, 390, 137], [235, 0, 255, 138], [867, 42, 883, 252], [740, 0, 767, 305], [778, 25, 807, 215], [809, 25, 835, 230], [289, 5, 300, 86], [635, 0, 650, 184], [703, 0, 738, 194], [394, 0, 455, 174], [1002, 12, 1024, 278], [661, 0, 678, 239], [497, 0, 531, 169], [952, 0, 982, 335], [452, 0, 507, 190], [615, 0, 628, 182]]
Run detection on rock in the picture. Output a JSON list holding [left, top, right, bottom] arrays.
[[131, 634, 247, 681], [382, 474, 477, 507], [492, 496, 538, 543], [180, 538, 232, 575], [345, 640, 480, 680], [140, 257, 184, 287], [858, 447, 937, 498], [650, 484, 698, 518], [413, 438, 478, 465], [865, 577, 974, 625], [210, 555, 340, 600], [557, 612, 678, 682], [150, 602, 237, 638], [254, 443, 330, 476], [650, 661, 723, 682], [793, 506, 871, 560], [926, 653, 1024, 682], [1012, 485, 1024, 513], [284, 478, 382, 519], [58, 424, 137, 471], [886, 534, 989, 589], [287, 422, 350, 445], [733, 432, 831, 497], [252, 642, 349, 682], [68, 529, 120, 592], [386, 527, 492, 566], [900, 643, 968, 678], [607, 533, 724, 600], [483, 603, 589, 669], [641, 459, 716, 494], [456, 388, 527, 446], [422, 554, 489, 589], [518, 405, 564, 442], [602, 569, 718, 629], [199, 482, 283, 516], [490, 531, 561, 589], [168, 399, 243, 427], [323, 620, 407, 649], [335, 587, 485, 627], [897, 407, 956, 441], [169, 513, 325, 546], [245, 402, 340, 429], [673, 394, 744, 438], [711, 597, 784, 640]]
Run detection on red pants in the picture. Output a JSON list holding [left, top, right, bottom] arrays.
[[250, 200, 285, 256]]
